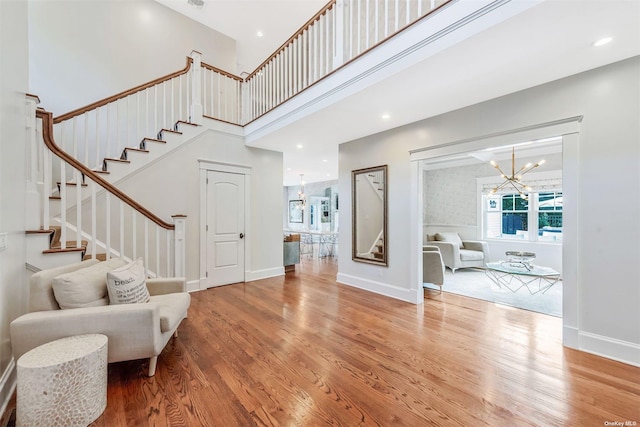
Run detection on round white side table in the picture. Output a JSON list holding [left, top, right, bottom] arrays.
[[16, 334, 108, 427]]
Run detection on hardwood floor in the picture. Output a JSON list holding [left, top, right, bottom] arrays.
[[7, 259, 638, 426]]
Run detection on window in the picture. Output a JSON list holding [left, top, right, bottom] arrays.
[[483, 191, 562, 242], [537, 191, 563, 242]]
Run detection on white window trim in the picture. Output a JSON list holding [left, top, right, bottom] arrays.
[[477, 170, 562, 243]]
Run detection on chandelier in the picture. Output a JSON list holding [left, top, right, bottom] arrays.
[[489, 147, 545, 199], [298, 174, 306, 205]]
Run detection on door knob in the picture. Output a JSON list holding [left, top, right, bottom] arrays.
[[240, 233, 244, 239]]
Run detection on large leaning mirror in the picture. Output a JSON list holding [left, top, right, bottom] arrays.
[[352, 165, 388, 266]]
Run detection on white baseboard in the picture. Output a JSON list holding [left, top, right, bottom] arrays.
[[336, 273, 423, 304], [563, 325, 579, 349], [186, 279, 201, 293], [578, 331, 640, 368], [245, 267, 284, 282], [0, 358, 16, 422]]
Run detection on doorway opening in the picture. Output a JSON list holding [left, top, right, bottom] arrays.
[[421, 137, 564, 317]]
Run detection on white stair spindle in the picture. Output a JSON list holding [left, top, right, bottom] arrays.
[[155, 226, 160, 278], [144, 219, 149, 278], [171, 78, 175, 128], [385, 0, 389, 38], [395, 0, 399, 32], [43, 146, 50, 231], [179, 75, 183, 123], [119, 201, 124, 258], [136, 93, 141, 144], [95, 107, 100, 169], [105, 193, 111, 260], [84, 113, 89, 166], [91, 181, 97, 259], [209, 70, 214, 118], [163, 81, 167, 130], [76, 170, 82, 248], [106, 103, 111, 158], [132, 210, 137, 259], [116, 101, 120, 157], [72, 118, 77, 159], [166, 231, 171, 277], [146, 89, 150, 138], [154, 85, 158, 134], [60, 158, 66, 250]]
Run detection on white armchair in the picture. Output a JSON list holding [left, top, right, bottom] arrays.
[[422, 245, 445, 291], [426, 232, 489, 273], [10, 259, 190, 376]]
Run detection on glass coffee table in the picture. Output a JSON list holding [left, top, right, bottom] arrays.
[[485, 261, 561, 295]]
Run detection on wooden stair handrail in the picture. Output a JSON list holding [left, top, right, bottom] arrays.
[[38, 109, 175, 230], [245, 0, 336, 81], [201, 62, 244, 81], [54, 57, 193, 123]]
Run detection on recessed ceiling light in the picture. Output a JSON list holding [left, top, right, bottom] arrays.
[[381, 113, 390, 119], [593, 37, 612, 47], [287, 168, 292, 171], [322, 159, 328, 163], [296, 144, 303, 149], [257, 31, 264, 38]]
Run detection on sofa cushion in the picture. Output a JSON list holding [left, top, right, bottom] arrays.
[[30, 259, 100, 312], [149, 293, 191, 333], [52, 258, 127, 309], [106, 258, 150, 305], [435, 232, 463, 248], [460, 249, 485, 261]]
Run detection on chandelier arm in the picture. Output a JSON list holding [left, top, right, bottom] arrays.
[[493, 164, 508, 178], [492, 180, 511, 192]]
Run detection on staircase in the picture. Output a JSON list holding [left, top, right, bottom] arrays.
[[25, 99, 191, 276]]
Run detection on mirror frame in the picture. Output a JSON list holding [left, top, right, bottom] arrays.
[[352, 165, 388, 266]]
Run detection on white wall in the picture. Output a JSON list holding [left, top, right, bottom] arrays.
[[28, 0, 236, 115], [111, 129, 283, 286], [0, 0, 29, 413], [339, 57, 640, 366]]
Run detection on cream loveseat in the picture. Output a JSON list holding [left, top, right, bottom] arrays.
[[426, 232, 489, 273], [10, 258, 190, 376]]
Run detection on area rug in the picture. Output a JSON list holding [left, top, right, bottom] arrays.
[[426, 268, 562, 317]]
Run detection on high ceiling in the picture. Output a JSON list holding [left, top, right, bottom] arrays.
[[154, 0, 326, 73], [157, 0, 640, 186]]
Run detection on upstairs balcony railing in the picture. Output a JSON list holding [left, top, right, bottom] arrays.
[[243, 0, 452, 123]]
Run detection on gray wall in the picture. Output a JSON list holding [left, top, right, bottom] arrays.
[[0, 0, 29, 410], [339, 57, 640, 366], [424, 152, 563, 226], [29, 0, 236, 115]]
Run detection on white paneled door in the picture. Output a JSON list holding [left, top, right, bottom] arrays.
[[206, 170, 245, 287]]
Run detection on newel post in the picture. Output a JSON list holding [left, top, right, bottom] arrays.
[[189, 50, 203, 125], [25, 94, 41, 230], [172, 215, 187, 278]]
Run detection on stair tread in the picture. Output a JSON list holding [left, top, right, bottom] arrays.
[[51, 240, 88, 249], [92, 169, 110, 174], [160, 128, 182, 135], [176, 120, 199, 127], [43, 247, 86, 254], [104, 157, 130, 163], [124, 147, 149, 153], [25, 229, 55, 234], [142, 137, 166, 143]]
